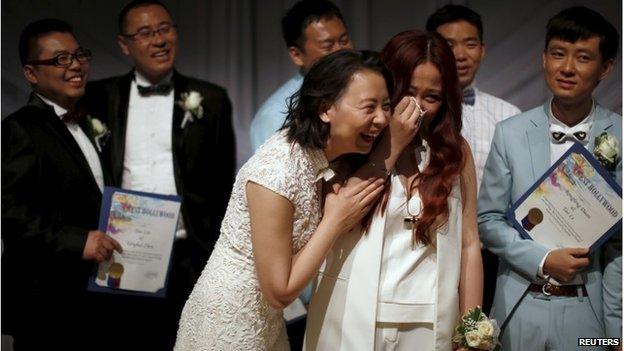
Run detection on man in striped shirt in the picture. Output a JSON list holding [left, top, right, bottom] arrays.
[[427, 5, 521, 188], [427, 4, 521, 316]]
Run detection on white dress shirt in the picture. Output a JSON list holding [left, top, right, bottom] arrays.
[[37, 94, 104, 192], [461, 86, 521, 190], [536, 97, 596, 286], [122, 71, 186, 239]]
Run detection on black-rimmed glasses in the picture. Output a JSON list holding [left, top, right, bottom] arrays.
[[27, 49, 92, 67], [123, 24, 177, 41]]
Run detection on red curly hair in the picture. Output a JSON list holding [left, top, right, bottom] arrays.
[[379, 30, 465, 246]]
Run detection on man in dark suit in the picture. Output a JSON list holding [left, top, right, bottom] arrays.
[[2, 18, 121, 351], [85, 1, 236, 349]]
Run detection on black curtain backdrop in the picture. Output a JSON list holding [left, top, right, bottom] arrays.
[[2, 0, 621, 166]]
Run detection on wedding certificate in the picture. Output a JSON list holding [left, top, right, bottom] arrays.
[[507, 143, 622, 252], [88, 187, 182, 297]]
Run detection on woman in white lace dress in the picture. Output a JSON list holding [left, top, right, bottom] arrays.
[[305, 31, 484, 351], [175, 50, 423, 350]]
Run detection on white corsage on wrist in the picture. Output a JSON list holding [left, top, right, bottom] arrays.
[[177, 91, 204, 129], [594, 132, 619, 172], [452, 306, 501, 351]]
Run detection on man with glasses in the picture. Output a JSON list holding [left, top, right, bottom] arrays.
[[2, 18, 121, 350], [85, 1, 236, 349]]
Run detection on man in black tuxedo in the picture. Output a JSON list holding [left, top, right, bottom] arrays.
[[85, 1, 236, 349], [2, 19, 122, 351]]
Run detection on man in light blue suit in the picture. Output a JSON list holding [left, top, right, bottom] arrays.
[[478, 7, 621, 351]]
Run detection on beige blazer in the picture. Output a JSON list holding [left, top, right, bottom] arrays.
[[305, 181, 462, 350]]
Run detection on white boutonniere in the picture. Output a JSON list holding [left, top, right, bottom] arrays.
[[87, 115, 110, 152], [177, 91, 204, 129], [594, 132, 619, 172], [452, 306, 501, 351]]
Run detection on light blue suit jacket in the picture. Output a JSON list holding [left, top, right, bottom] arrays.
[[477, 102, 622, 339]]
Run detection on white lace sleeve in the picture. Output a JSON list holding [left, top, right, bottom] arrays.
[[245, 152, 298, 203]]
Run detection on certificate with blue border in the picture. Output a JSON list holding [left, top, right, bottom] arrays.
[[88, 187, 182, 297], [506, 143, 622, 253]]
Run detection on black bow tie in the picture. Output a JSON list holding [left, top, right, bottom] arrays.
[[137, 82, 173, 96], [463, 88, 475, 106], [62, 108, 87, 123]]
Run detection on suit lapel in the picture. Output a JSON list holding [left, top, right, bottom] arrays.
[[172, 70, 188, 146], [27, 94, 101, 193], [110, 71, 134, 185], [171, 71, 188, 194], [526, 103, 551, 181], [78, 117, 114, 186], [78, 117, 96, 149]]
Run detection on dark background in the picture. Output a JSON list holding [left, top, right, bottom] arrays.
[[2, 0, 621, 166]]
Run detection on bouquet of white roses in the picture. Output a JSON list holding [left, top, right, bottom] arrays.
[[452, 306, 500, 351]]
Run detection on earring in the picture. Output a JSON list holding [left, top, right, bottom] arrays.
[[320, 112, 330, 123]]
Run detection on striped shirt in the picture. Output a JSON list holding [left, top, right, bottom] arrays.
[[462, 86, 521, 191]]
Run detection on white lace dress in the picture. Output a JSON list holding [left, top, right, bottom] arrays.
[[175, 132, 329, 351]]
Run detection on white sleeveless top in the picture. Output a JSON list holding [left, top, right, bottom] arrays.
[[377, 142, 437, 323], [377, 174, 437, 323]]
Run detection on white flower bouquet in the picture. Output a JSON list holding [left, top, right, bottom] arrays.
[[452, 306, 500, 351]]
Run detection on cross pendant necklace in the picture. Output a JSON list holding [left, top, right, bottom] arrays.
[[403, 198, 421, 230], [402, 176, 421, 231], [403, 215, 418, 230]]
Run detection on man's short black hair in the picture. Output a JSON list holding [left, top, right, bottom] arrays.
[[281, 0, 346, 50], [546, 6, 619, 62], [118, 0, 171, 34], [18, 18, 74, 66], [426, 4, 483, 42]]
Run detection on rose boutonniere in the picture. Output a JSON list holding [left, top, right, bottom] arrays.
[[87, 115, 110, 152], [594, 132, 619, 172], [452, 306, 501, 351], [177, 91, 204, 129]]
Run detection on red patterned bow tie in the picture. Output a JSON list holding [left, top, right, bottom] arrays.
[[61, 108, 88, 124]]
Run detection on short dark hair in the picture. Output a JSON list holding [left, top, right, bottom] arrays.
[[546, 6, 619, 62], [118, 0, 171, 34], [18, 18, 74, 66], [426, 4, 483, 42], [281, 0, 346, 50], [282, 49, 392, 149]]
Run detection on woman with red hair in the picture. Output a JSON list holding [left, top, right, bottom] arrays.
[[305, 30, 483, 350]]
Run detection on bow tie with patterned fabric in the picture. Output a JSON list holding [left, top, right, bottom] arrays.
[[463, 87, 475, 106], [549, 123, 590, 144], [137, 82, 173, 96], [61, 107, 88, 123]]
